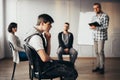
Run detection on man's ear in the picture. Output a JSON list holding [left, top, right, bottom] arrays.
[[41, 21, 45, 26]]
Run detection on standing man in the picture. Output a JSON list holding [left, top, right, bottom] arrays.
[[25, 14, 78, 79], [57, 22, 78, 64], [90, 3, 109, 74]]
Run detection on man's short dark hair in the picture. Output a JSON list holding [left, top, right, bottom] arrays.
[[8, 22, 17, 32], [93, 3, 101, 9], [65, 22, 70, 26], [37, 14, 54, 25]]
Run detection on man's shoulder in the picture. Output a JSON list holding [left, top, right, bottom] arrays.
[[69, 32, 72, 34], [68, 32, 73, 35], [102, 12, 109, 17], [58, 32, 63, 35], [60, 31, 63, 33], [30, 33, 42, 39], [25, 33, 42, 43], [29, 34, 43, 45]]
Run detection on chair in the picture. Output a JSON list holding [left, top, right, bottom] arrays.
[[24, 43, 63, 80], [58, 52, 71, 62], [9, 42, 28, 80], [63, 53, 71, 61]]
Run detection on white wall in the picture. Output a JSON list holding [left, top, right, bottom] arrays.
[[3, 0, 120, 58], [102, 2, 120, 57], [79, 0, 120, 57], [0, 0, 5, 59]]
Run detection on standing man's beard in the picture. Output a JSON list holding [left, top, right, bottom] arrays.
[[97, 10, 102, 14], [97, 12, 101, 14]]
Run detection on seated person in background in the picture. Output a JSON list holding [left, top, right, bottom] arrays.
[[25, 14, 78, 80], [57, 22, 78, 64], [8, 22, 28, 63]]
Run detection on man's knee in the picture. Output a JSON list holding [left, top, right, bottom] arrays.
[[57, 47, 64, 54], [70, 48, 78, 56]]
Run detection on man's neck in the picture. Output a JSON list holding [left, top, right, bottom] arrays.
[[63, 30, 69, 34]]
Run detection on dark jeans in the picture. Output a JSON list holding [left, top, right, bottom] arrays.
[[19, 51, 28, 61], [42, 60, 78, 79]]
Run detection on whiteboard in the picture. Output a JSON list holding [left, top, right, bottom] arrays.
[[78, 12, 95, 45]]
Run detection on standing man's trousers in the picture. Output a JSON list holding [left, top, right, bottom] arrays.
[[94, 40, 105, 69]]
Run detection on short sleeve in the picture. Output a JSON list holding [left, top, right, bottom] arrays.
[[29, 35, 44, 51]]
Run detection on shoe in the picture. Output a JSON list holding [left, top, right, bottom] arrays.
[[34, 72, 39, 78], [99, 68, 104, 74], [92, 67, 100, 72]]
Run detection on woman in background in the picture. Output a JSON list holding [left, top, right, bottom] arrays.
[[8, 22, 28, 64]]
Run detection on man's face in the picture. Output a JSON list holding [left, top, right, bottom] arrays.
[[43, 22, 52, 32], [63, 24, 69, 31], [93, 5, 101, 14]]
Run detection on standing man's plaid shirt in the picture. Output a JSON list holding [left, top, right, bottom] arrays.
[[92, 12, 109, 41]]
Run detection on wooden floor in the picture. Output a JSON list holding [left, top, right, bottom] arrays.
[[0, 58, 120, 80]]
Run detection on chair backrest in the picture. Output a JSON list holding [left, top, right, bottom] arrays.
[[9, 42, 15, 50], [23, 43, 44, 72], [9, 42, 15, 56]]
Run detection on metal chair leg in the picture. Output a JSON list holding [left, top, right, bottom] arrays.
[[31, 68, 34, 80], [11, 62, 16, 80], [29, 63, 32, 79], [29, 64, 33, 80]]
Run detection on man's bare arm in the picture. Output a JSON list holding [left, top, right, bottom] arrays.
[[37, 49, 52, 62]]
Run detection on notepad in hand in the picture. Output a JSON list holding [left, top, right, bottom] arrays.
[[89, 22, 101, 27]]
